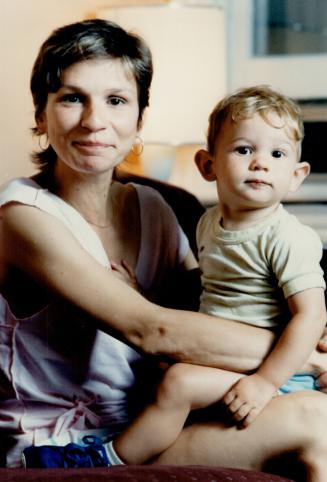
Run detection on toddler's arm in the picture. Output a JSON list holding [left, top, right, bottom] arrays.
[[223, 287, 326, 427]]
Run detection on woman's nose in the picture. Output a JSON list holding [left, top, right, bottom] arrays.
[[81, 101, 106, 131]]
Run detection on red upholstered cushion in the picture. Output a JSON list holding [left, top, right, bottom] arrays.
[[0, 466, 294, 481]]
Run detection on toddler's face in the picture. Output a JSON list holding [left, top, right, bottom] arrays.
[[212, 112, 302, 211]]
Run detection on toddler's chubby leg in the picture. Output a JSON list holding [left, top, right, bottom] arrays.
[[114, 363, 243, 465]]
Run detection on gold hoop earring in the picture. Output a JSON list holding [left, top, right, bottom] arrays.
[[38, 133, 49, 151], [132, 136, 144, 156]]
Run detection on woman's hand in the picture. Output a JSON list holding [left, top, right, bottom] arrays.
[[110, 260, 139, 292], [302, 327, 327, 392], [313, 327, 327, 392], [317, 327, 327, 352]]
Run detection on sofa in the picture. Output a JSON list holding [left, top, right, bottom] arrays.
[[0, 465, 295, 481]]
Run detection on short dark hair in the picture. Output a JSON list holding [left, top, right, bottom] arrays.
[[30, 19, 153, 170]]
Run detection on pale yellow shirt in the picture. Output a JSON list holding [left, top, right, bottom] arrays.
[[197, 204, 325, 328]]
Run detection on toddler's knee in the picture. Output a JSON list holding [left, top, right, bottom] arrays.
[[156, 363, 195, 407]]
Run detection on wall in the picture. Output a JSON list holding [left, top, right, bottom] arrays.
[[0, 0, 166, 182]]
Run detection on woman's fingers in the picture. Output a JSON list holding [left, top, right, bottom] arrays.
[[318, 334, 327, 352], [315, 372, 327, 393]]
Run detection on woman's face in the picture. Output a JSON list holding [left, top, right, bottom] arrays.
[[37, 57, 140, 175]]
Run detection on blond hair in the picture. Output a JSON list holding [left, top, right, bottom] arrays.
[[207, 85, 304, 157]]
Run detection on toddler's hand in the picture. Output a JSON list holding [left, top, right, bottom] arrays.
[[222, 373, 277, 428], [111, 260, 139, 292]]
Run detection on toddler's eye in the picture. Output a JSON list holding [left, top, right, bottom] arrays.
[[236, 146, 252, 155], [272, 150, 284, 158]]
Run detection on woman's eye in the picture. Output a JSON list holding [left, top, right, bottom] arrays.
[[272, 150, 284, 158], [236, 146, 252, 155], [61, 93, 83, 103], [108, 97, 125, 106]]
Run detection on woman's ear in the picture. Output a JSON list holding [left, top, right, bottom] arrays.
[[36, 112, 47, 135], [289, 161, 310, 193], [194, 149, 216, 182]]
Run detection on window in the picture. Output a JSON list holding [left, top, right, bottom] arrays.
[[253, 0, 327, 56], [227, 0, 327, 98]]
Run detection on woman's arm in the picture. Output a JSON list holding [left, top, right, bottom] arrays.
[[1, 203, 276, 372]]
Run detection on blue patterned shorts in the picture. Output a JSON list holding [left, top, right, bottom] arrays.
[[278, 373, 317, 395]]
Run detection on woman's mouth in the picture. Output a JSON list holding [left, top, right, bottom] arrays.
[[74, 141, 111, 148], [73, 141, 113, 153]]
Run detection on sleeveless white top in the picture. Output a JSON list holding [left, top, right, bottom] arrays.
[[0, 177, 189, 467]]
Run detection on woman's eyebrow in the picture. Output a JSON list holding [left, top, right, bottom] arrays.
[[58, 84, 83, 91], [59, 84, 134, 95]]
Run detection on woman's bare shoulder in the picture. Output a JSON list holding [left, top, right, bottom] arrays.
[[0, 204, 55, 314], [0, 201, 92, 290], [1, 201, 67, 248]]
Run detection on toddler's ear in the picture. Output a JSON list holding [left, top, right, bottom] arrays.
[[289, 161, 310, 193], [194, 149, 216, 182]]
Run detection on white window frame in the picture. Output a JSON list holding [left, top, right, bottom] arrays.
[[227, 0, 327, 99]]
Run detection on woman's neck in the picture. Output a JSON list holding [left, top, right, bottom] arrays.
[[40, 163, 118, 228]]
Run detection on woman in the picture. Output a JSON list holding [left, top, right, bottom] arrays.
[[0, 19, 327, 479]]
